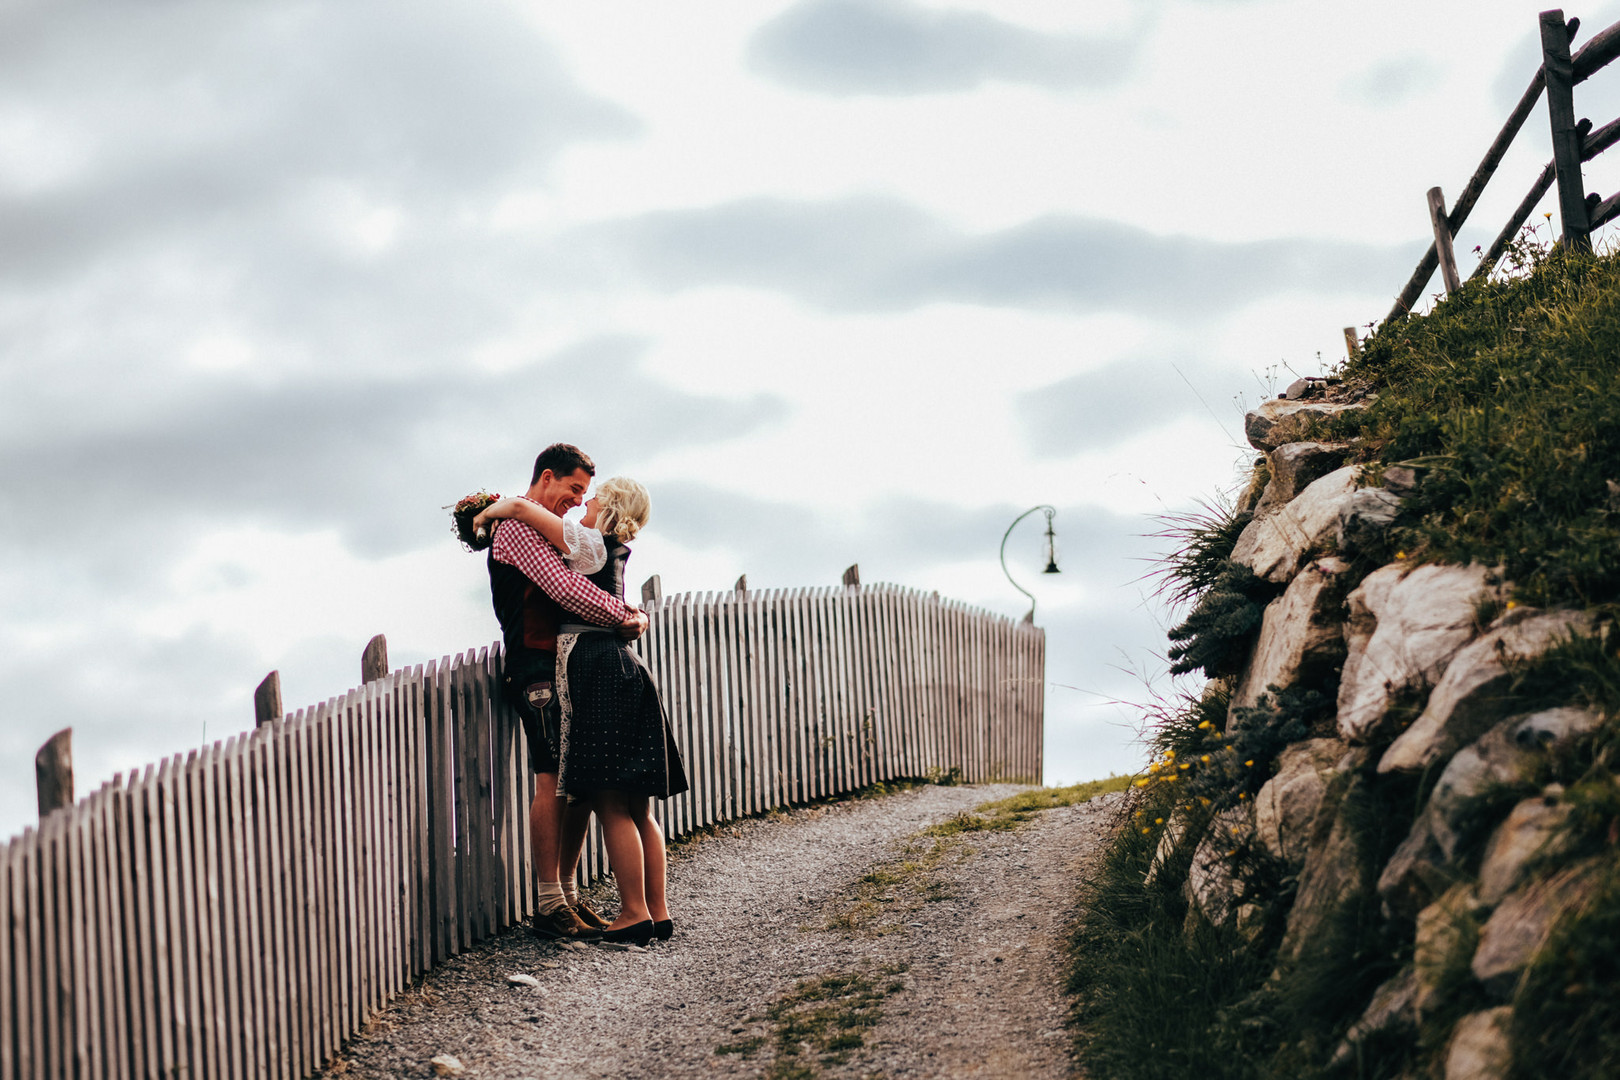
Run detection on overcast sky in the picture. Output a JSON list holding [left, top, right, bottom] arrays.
[[5, 0, 1619, 839]]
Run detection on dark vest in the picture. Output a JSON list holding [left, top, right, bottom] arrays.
[[488, 521, 568, 664], [588, 537, 630, 601]]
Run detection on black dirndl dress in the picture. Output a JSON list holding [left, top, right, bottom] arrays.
[[554, 538, 689, 799]]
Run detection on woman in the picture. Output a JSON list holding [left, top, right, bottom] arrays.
[[475, 479, 688, 945]]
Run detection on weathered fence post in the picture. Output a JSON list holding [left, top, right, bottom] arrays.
[[35, 727, 72, 818], [1426, 187, 1462, 294], [842, 564, 861, 589], [641, 574, 662, 606], [362, 633, 389, 683], [1542, 8, 1592, 249], [254, 669, 282, 727], [734, 574, 748, 594], [1342, 327, 1360, 360]]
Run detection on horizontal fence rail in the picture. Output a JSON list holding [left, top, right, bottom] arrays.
[[0, 582, 1043, 1080], [1384, 8, 1620, 325]]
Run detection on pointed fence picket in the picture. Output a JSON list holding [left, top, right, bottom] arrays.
[[0, 581, 1042, 1080]]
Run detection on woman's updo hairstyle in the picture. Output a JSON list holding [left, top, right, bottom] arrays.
[[595, 477, 651, 542]]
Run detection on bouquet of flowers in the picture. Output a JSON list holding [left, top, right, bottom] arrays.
[[450, 491, 501, 551]]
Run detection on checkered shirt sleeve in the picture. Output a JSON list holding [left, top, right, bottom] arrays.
[[491, 519, 628, 625]]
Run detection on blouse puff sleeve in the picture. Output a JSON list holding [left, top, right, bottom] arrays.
[[561, 518, 608, 576]]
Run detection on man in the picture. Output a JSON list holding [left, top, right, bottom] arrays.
[[488, 442, 648, 940]]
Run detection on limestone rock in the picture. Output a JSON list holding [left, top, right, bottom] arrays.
[[1277, 773, 1371, 965], [1414, 885, 1482, 1019], [1472, 857, 1605, 999], [1253, 738, 1344, 868], [1245, 398, 1365, 451], [1230, 466, 1360, 584], [1378, 708, 1600, 916], [430, 1055, 466, 1077], [1330, 966, 1419, 1068], [507, 973, 541, 988], [1336, 563, 1498, 744], [1477, 796, 1573, 906], [1444, 1007, 1513, 1080], [1230, 558, 1351, 714], [1380, 609, 1595, 773], [1185, 806, 1255, 928], [1253, 442, 1350, 516], [1337, 487, 1404, 557]]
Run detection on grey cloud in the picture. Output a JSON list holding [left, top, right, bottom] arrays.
[[1017, 354, 1244, 456], [0, 337, 788, 575], [1341, 55, 1441, 108], [0, 0, 639, 284], [747, 0, 1137, 95], [567, 196, 1412, 318]]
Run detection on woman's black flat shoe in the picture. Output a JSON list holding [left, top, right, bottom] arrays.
[[601, 920, 655, 946], [653, 919, 674, 941]]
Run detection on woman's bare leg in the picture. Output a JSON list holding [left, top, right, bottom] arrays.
[[629, 796, 669, 923], [592, 790, 651, 927]]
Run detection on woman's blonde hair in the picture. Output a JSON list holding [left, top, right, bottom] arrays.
[[595, 476, 651, 542]]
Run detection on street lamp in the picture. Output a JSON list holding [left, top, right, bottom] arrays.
[[1000, 505, 1061, 623]]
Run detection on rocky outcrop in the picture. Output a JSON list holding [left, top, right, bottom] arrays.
[[1444, 1007, 1513, 1080], [1472, 857, 1605, 999], [1335, 562, 1500, 744], [1244, 398, 1366, 451], [1376, 708, 1600, 917], [1253, 442, 1350, 516], [1229, 558, 1351, 714], [1379, 609, 1594, 772], [1148, 398, 1609, 1075], [1477, 793, 1573, 906], [1336, 486, 1404, 556], [1253, 738, 1343, 868], [1230, 466, 1359, 584]]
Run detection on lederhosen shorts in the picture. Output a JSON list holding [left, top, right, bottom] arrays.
[[503, 651, 561, 775]]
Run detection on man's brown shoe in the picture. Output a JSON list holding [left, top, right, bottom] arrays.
[[572, 900, 611, 931], [530, 905, 601, 941]]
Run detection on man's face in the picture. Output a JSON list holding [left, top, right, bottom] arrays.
[[540, 468, 592, 517]]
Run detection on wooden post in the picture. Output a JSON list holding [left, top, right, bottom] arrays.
[[842, 564, 860, 589], [361, 635, 389, 684], [641, 574, 663, 606], [254, 671, 282, 728], [1342, 327, 1360, 360], [1542, 9, 1592, 250], [35, 728, 72, 818], [1426, 187, 1462, 294], [734, 574, 747, 594]]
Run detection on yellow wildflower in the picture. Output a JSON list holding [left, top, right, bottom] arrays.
[[1200, 755, 1211, 764]]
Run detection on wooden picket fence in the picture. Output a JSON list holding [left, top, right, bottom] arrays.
[[0, 582, 1044, 1080]]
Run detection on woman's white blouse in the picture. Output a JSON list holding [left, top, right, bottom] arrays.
[[560, 519, 608, 575]]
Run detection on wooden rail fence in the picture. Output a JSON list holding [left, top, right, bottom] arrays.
[[1383, 8, 1620, 325], [0, 581, 1044, 1080]]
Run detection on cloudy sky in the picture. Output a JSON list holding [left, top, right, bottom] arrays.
[[5, 0, 1620, 839]]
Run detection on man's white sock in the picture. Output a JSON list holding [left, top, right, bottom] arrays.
[[561, 880, 580, 907], [537, 881, 567, 915]]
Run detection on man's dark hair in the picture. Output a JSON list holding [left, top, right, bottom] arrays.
[[531, 443, 595, 485]]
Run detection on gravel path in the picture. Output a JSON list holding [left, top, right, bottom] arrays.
[[323, 783, 1124, 1080]]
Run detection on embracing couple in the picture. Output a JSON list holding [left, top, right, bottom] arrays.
[[469, 442, 689, 946]]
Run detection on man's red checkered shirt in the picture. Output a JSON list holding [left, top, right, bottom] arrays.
[[490, 516, 629, 625]]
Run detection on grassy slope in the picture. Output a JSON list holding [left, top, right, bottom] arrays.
[[1066, 244, 1620, 1080]]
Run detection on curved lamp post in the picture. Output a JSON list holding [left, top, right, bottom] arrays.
[[1000, 505, 1061, 623]]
